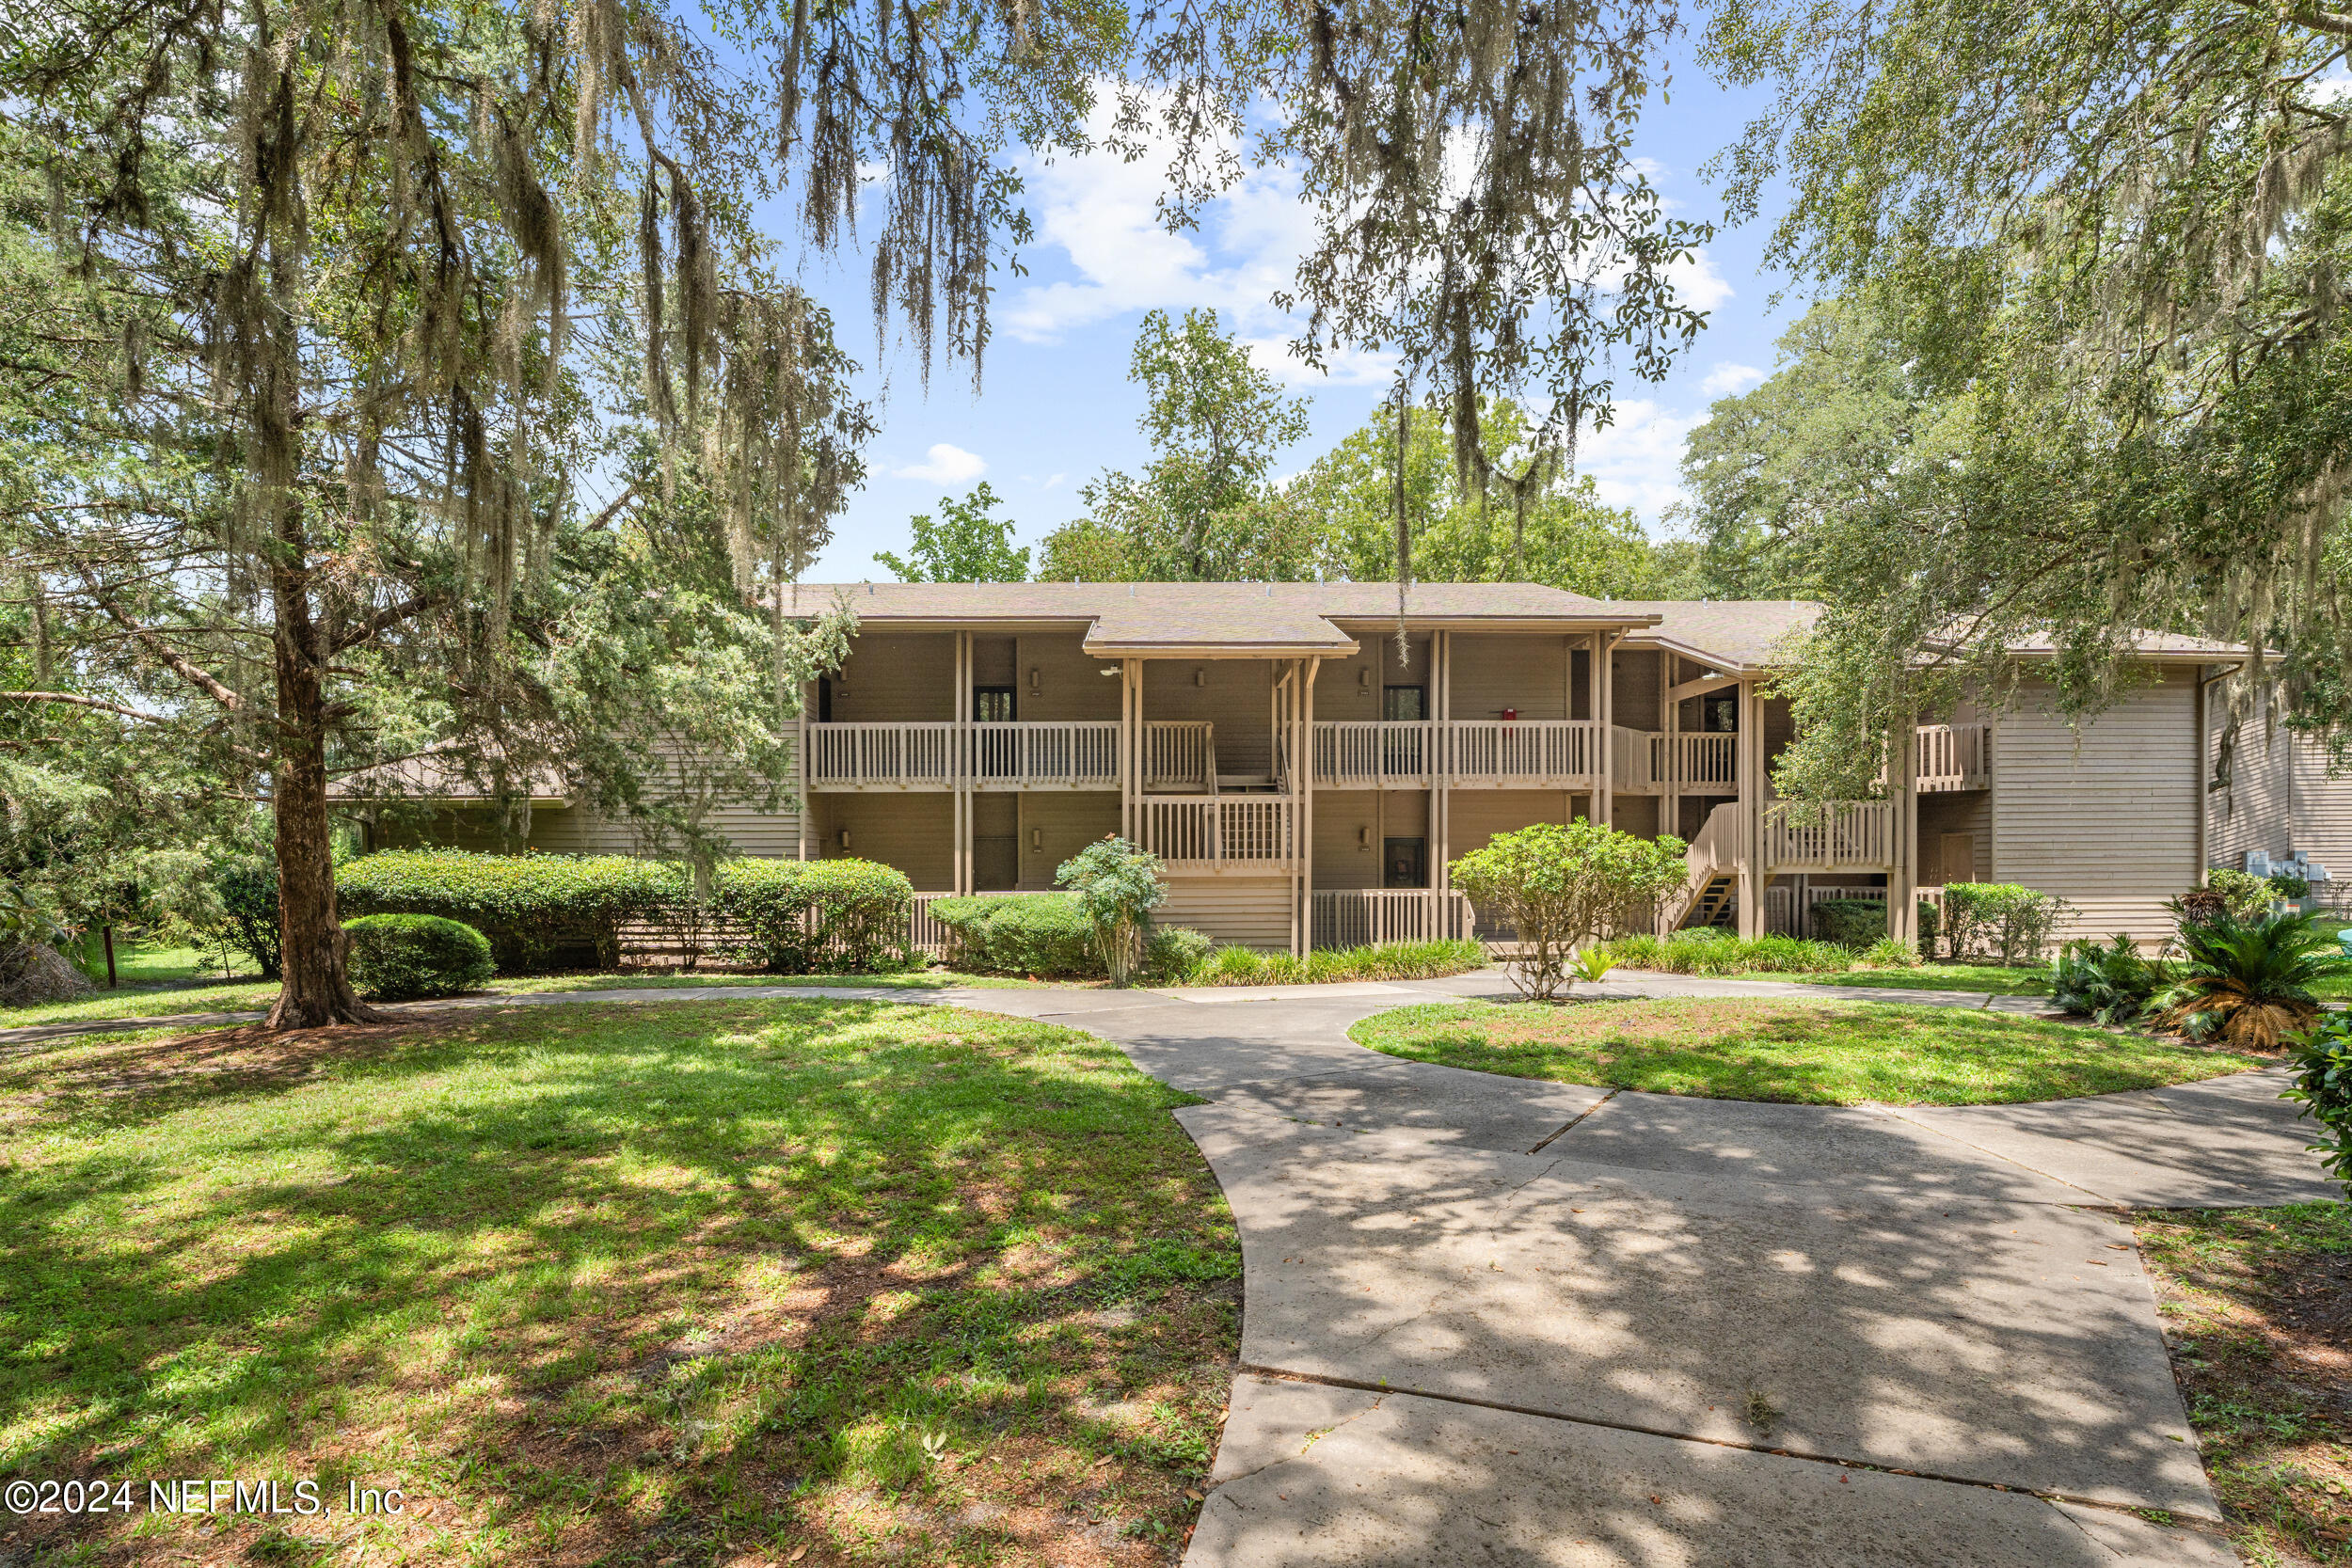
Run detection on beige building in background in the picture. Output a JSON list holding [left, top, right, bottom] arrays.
[[348, 585, 2254, 953]]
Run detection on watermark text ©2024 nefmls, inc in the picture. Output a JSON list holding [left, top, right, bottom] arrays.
[[7, 1478, 406, 1516]]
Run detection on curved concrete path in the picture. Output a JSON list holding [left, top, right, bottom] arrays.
[[10, 970, 2336, 1562]]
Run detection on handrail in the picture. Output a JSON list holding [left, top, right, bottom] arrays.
[[1143, 721, 1216, 793], [969, 721, 1120, 787], [1446, 719, 1604, 784], [1762, 800, 1897, 869], [1313, 721, 1438, 785], [1915, 722, 1993, 791], [805, 721, 960, 788], [1136, 795, 1295, 863]]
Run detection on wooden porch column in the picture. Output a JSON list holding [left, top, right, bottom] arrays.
[[955, 632, 971, 895], [1662, 652, 1679, 846], [1121, 658, 1142, 843], [1597, 631, 1618, 827], [796, 677, 812, 863], [1433, 629, 1451, 934], [1737, 677, 1765, 940], [1298, 657, 1320, 957], [1890, 716, 1918, 944]]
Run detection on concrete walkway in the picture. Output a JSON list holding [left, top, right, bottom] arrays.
[[8, 968, 2337, 1562]]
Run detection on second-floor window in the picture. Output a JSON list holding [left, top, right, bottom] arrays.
[[1383, 686, 1426, 722], [974, 687, 1016, 723], [1703, 691, 1740, 733]]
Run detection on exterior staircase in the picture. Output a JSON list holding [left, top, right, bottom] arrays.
[[1669, 801, 1747, 930]]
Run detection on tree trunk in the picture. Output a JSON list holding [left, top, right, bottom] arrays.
[[264, 537, 380, 1029]]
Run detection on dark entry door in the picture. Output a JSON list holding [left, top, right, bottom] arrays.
[[1384, 837, 1426, 889]]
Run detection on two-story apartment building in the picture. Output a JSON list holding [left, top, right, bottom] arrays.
[[350, 583, 2250, 953]]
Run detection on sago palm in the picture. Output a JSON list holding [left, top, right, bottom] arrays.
[[2151, 910, 2344, 1052]]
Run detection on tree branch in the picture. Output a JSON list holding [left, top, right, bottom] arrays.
[[0, 689, 167, 721], [80, 578, 247, 712], [328, 594, 437, 655]]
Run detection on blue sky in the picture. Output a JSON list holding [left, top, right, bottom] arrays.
[[780, 62, 1797, 581]]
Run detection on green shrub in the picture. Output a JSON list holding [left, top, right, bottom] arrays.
[[2203, 868, 2275, 923], [210, 859, 282, 979], [344, 913, 495, 1000], [714, 859, 913, 974], [1183, 938, 1486, 988], [1860, 937, 1919, 969], [2151, 908, 2342, 1052], [1595, 929, 1852, 975], [1056, 837, 1168, 985], [1143, 925, 1214, 983], [340, 850, 679, 972], [1808, 897, 1888, 949], [1940, 882, 2072, 965], [1916, 896, 1942, 958], [2269, 872, 2312, 901], [1449, 819, 1690, 999], [2047, 933, 2168, 1026], [929, 894, 1102, 976], [2287, 1011, 2352, 1196]]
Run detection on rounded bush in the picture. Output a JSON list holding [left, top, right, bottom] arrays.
[[929, 894, 1101, 976], [341, 851, 680, 973], [715, 859, 914, 973], [345, 913, 496, 1000], [1809, 897, 1889, 950]]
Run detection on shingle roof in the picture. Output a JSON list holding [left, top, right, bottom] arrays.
[[1613, 600, 1824, 671], [774, 581, 1657, 656]]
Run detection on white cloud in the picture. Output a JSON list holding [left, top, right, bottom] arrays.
[[892, 443, 988, 484], [1574, 400, 1701, 521], [1024, 472, 1068, 489], [1701, 362, 1766, 398]]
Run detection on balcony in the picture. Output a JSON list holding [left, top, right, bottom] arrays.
[[806, 721, 1118, 791], [1761, 800, 1899, 870], [1608, 728, 1737, 794], [1308, 720, 1605, 788], [1915, 722, 1992, 792], [1313, 721, 1437, 788], [1135, 795, 1299, 870]]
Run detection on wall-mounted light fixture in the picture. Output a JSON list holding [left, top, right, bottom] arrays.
[[1194, 667, 1206, 687], [1030, 828, 1043, 851], [1358, 825, 1372, 850], [836, 829, 851, 850], [1028, 667, 1041, 694], [1359, 666, 1373, 694]]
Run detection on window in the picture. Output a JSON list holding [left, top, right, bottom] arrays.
[[1702, 690, 1740, 733], [1383, 686, 1426, 722], [973, 686, 1016, 723], [1383, 837, 1426, 889]]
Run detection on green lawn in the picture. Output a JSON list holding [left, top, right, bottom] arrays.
[[1786, 963, 2053, 996], [0, 999, 1237, 1565], [1351, 997, 2265, 1104], [2136, 1203, 2352, 1564]]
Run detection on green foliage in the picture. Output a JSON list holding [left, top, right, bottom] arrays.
[[1449, 820, 1691, 999], [1600, 930, 1853, 975], [1568, 947, 1619, 984], [712, 860, 914, 974], [339, 851, 682, 973], [1860, 937, 1919, 969], [2268, 873, 2312, 901], [1144, 925, 1216, 983], [1189, 940, 1487, 988], [2285, 1012, 2352, 1195], [206, 861, 282, 981], [343, 914, 496, 1001], [1036, 309, 1318, 583], [2153, 910, 2344, 1052], [1055, 838, 1168, 986], [875, 483, 1029, 582], [2047, 934, 2169, 1027], [1916, 895, 1941, 956], [928, 895, 1101, 977], [1940, 883, 2071, 965], [1808, 897, 1888, 950], [2205, 869, 2278, 924]]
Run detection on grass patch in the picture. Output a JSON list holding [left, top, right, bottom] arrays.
[[0, 998, 1238, 1564], [1183, 939, 1487, 988], [2137, 1203, 2352, 1565], [1350, 997, 2265, 1105], [1786, 963, 2054, 996]]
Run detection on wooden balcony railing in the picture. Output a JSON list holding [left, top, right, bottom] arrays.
[[1762, 800, 1898, 870], [1310, 888, 1476, 948], [806, 722, 961, 789], [1447, 719, 1603, 786], [1143, 721, 1215, 792], [1915, 723, 1993, 792], [1313, 721, 1437, 787], [1136, 796, 1296, 866], [1610, 728, 1738, 794], [969, 721, 1120, 789]]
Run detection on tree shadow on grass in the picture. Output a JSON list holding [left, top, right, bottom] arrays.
[[0, 998, 1240, 1564]]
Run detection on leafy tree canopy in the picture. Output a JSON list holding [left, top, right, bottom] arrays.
[[876, 483, 1030, 582]]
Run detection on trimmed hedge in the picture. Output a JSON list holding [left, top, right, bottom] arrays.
[[1939, 882, 2072, 964], [1809, 897, 1889, 949], [340, 850, 678, 972], [337, 850, 915, 975], [930, 894, 1101, 976], [712, 859, 913, 974], [345, 913, 495, 1000]]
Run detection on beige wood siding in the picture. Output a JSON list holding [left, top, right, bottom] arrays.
[[1612, 647, 1663, 729], [1310, 790, 1431, 889], [1161, 875, 1294, 950], [1143, 659, 1277, 775], [833, 633, 956, 721], [1448, 789, 1581, 862], [2207, 687, 2352, 875], [1762, 694, 1795, 768], [1015, 793, 1120, 889], [1991, 673, 2200, 942], [1916, 791, 1990, 888], [807, 793, 954, 889], [1449, 634, 1572, 721], [1318, 631, 1435, 716], [1613, 793, 1662, 841], [1015, 633, 1120, 722], [972, 635, 1017, 687]]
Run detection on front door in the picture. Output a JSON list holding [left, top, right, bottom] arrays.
[[1383, 686, 1426, 721], [973, 686, 1016, 722], [972, 686, 1017, 779], [1939, 832, 1977, 885], [1384, 837, 1426, 889]]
